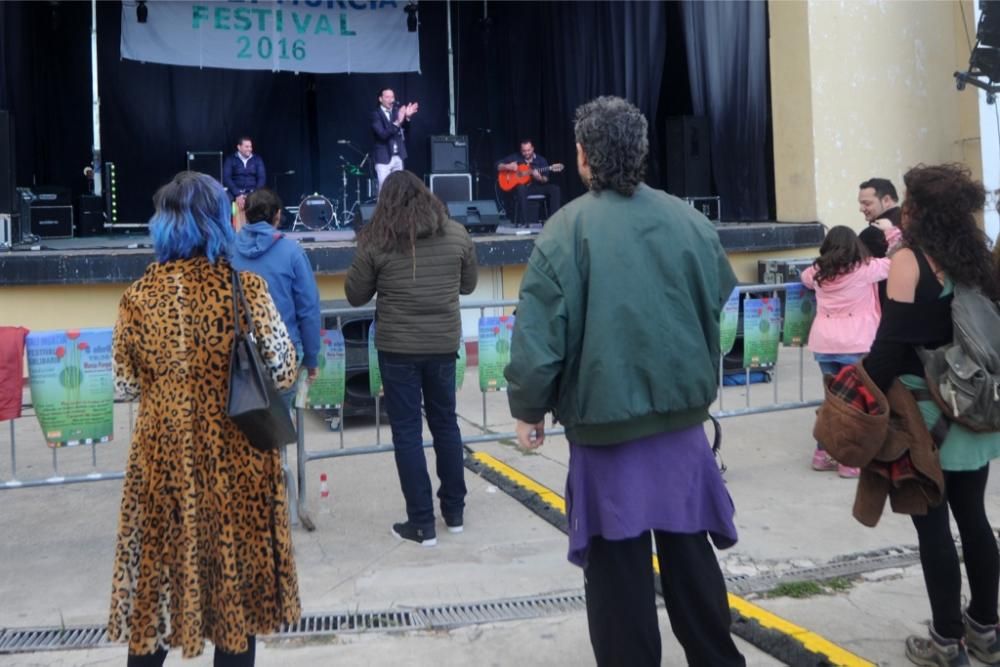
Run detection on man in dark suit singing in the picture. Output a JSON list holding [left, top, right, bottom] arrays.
[[371, 88, 418, 192]]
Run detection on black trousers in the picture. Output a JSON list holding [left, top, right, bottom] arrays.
[[584, 531, 745, 667], [912, 465, 1000, 639], [127, 636, 256, 667]]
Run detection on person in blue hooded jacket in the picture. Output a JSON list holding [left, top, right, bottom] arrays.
[[231, 188, 321, 393]]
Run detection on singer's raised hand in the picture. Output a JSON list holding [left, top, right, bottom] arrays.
[[396, 106, 407, 124]]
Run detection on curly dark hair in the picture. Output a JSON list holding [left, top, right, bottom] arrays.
[[573, 96, 648, 197], [902, 163, 998, 299], [358, 170, 447, 255], [813, 225, 869, 286]]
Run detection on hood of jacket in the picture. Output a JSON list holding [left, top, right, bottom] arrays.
[[235, 221, 283, 259]]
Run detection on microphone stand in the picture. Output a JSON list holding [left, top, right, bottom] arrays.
[[338, 156, 350, 228]]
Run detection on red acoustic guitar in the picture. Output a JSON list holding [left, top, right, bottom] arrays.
[[497, 163, 565, 192]]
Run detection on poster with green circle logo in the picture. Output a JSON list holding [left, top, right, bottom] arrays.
[[719, 287, 740, 356], [783, 284, 817, 347], [26, 328, 114, 447], [479, 315, 515, 391], [742, 298, 781, 368], [306, 329, 346, 408], [367, 321, 382, 397], [456, 339, 467, 391]]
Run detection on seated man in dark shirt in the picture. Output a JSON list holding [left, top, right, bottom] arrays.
[[495, 139, 562, 225], [222, 136, 267, 216]]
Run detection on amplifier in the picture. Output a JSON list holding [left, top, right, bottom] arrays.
[[31, 205, 74, 239], [757, 258, 815, 285], [31, 187, 72, 207], [187, 151, 223, 183], [429, 173, 472, 203], [683, 196, 721, 222], [430, 135, 469, 173]]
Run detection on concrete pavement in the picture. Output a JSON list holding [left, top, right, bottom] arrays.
[[2, 353, 998, 665]]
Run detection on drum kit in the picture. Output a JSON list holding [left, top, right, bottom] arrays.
[[289, 140, 375, 231]]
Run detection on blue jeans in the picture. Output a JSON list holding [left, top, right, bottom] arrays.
[[378, 351, 467, 528], [814, 353, 862, 377]]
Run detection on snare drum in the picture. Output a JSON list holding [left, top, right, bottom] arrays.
[[296, 194, 336, 230]]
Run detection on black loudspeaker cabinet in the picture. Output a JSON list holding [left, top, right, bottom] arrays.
[[0, 111, 14, 213], [665, 116, 712, 198], [31, 205, 74, 239], [447, 200, 499, 234], [78, 194, 106, 237], [321, 305, 386, 418], [429, 173, 472, 203], [187, 151, 223, 183], [430, 135, 469, 173]]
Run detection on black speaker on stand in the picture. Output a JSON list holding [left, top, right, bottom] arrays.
[[665, 116, 712, 197], [78, 194, 106, 237]]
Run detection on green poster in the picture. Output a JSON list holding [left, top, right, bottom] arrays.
[[720, 287, 740, 355], [26, 328, 114, 447], [479, 315, 514, 391], [742, 298, 781, 368], [306, 329, 346, 408], [456, 339, 467, 390], [783, 284, 817, 347], [368, 321, 382, 397]]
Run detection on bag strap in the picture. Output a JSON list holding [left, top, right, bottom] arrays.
[[230, 268, 255, 340], [709, 415, 727, 474]]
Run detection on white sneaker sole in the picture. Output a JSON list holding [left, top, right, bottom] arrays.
[[390, 526, 437, 546], [447, 525, 464, 534]]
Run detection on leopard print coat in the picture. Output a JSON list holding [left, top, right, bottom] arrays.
[[108, 257, 301, 658]]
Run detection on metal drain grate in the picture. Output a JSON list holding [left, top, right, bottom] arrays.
[[271, 609, 425, 637], [0, 626, 112, 653], [0, 591, 587, 654], [419, 591, 588, 628]]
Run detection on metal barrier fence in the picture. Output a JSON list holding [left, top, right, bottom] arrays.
[[1, 284, 822, 520]]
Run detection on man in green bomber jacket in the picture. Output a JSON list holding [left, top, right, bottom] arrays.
[[504, 96, 744, 667]]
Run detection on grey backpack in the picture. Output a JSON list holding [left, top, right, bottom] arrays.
[[920, 284, 1000, 432]]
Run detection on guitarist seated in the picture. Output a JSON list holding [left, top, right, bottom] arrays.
[[495, 139, 563, 225]]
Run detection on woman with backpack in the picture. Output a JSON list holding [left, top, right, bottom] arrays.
[[863, 163, 1000, 666], [801, 226, 891, 477]]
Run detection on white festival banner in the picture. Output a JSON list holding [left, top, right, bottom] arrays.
[[120, 0, 420, 74]]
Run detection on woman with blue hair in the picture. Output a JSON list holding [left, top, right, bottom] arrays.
[[108, 172, 301, 666]]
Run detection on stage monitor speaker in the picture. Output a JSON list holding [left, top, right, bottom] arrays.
[[665, 116, 712, 198], [78, 194, 106, 237], [447, 200, 499, 234], [187, 150, 223, 183], [429, 173, 472, 203], [0, 111, 13, 213], [430, 135, 469, 173]]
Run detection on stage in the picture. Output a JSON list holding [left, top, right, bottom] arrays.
[[0, 222, 825, 286]]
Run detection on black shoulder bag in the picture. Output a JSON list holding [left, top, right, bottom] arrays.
[[227, 269, 297, 451]]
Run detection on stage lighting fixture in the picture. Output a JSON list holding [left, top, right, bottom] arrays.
[[136, 1, 148, 24], [405, 2, 418, 32]]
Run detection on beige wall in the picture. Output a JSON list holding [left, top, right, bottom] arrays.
[[770, 0, 981, 229], [0, 274, 350, 333]]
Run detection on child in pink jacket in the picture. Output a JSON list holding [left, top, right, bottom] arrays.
[[801, 226, 891, 477]]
